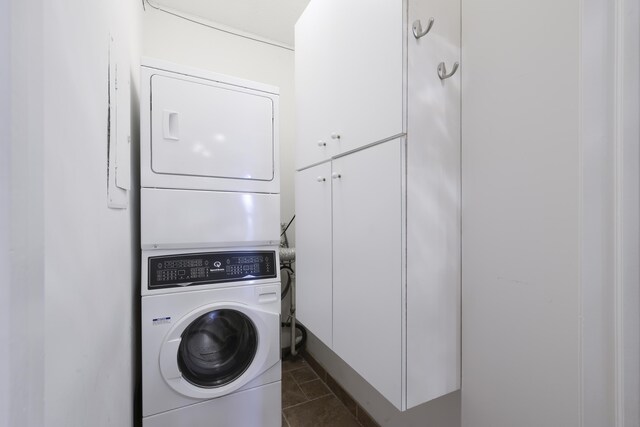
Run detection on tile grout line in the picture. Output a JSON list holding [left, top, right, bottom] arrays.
[[282, 392, 335, 411], [297, 353, 381, 427], [282, 357, 364, 426]]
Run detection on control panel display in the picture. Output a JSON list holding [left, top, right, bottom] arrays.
[[148, 250, 277, 289]]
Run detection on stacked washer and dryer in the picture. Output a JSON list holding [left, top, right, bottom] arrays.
[[139, 59, 282, 427]]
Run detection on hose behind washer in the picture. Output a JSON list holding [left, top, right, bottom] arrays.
[[281, 321, 308, 360]]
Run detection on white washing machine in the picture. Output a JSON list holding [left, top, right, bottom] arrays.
[[141, 247, 281, 427], [142, 281, 281, 427]]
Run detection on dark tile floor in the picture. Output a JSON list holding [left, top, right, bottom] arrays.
[[281, 356, 362, 427]]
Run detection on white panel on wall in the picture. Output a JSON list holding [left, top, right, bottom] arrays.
[[42, 0, 140, 425], [461, 0, 583, 426], [108, 34, 129, 209], [116, 58, 131, 191]]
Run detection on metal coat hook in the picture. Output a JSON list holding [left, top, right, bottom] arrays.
[[412, 18, 435, 39], [437, 62, 459, 80]]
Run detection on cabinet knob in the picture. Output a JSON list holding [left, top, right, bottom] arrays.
[[316, 176, 326, 182], [331, 133, 341, 140], [332, 172, 342, 180], [317, 141, 327, 147]]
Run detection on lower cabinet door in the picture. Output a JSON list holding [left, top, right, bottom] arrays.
[[332, 138, 404, 409], [295, 162, 333, 347]]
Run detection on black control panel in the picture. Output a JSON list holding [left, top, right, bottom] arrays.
[[148, 250, 277, 289]]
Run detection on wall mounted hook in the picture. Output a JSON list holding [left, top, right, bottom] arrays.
[[437, 62, 459, 80], [412, 18, 434, 39]]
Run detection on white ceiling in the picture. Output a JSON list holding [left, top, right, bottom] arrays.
[[149, 0, 310, 48]]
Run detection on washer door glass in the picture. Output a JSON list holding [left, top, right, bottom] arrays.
[[178, 309, 257, 388]]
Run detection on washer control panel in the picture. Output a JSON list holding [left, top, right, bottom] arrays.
[[148, 250, 277, 289]]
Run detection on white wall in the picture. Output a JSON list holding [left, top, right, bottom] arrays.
[[306, 334, 461, 427], [461, 0, 631, 425], [7, 0, 46, 425], [141, 4, 297, 243], [462, 2, 579, 413], [41, 1, 141, 425], [5, 0, 141, 425]]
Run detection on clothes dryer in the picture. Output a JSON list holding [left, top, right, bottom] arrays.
[[140, 58, 279, 194], [139, 59, 281, 252]]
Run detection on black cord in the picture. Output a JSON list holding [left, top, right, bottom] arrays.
[[280, 215, 295, 236], [280, 266, 293, 300]]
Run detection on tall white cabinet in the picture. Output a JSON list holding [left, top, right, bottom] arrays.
[[295, 0, 461, 410]]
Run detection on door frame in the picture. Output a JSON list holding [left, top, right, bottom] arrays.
[[614, 0, 640, 424]]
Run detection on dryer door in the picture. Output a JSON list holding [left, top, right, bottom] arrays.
[[159, 302, 279, 399], [150, 74, 275, 182]]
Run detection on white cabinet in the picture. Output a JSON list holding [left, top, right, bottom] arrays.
[[295, 162, 333, 346], [295, 0, 461, 411], [332, 139, 404, 408], [295, 0, 404, 169]]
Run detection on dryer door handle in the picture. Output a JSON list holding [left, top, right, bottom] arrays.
[[163, 110, 180, 141]]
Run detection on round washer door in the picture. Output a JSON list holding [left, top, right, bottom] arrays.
[[178, 309, 257, 388], [159, 301, 279, 400]]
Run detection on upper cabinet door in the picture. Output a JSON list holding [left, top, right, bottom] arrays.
[[295, 0, 405, 170], [330, 0, 405, 154], [151, 75, 275, 182], [295, 0, 339, 169]]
